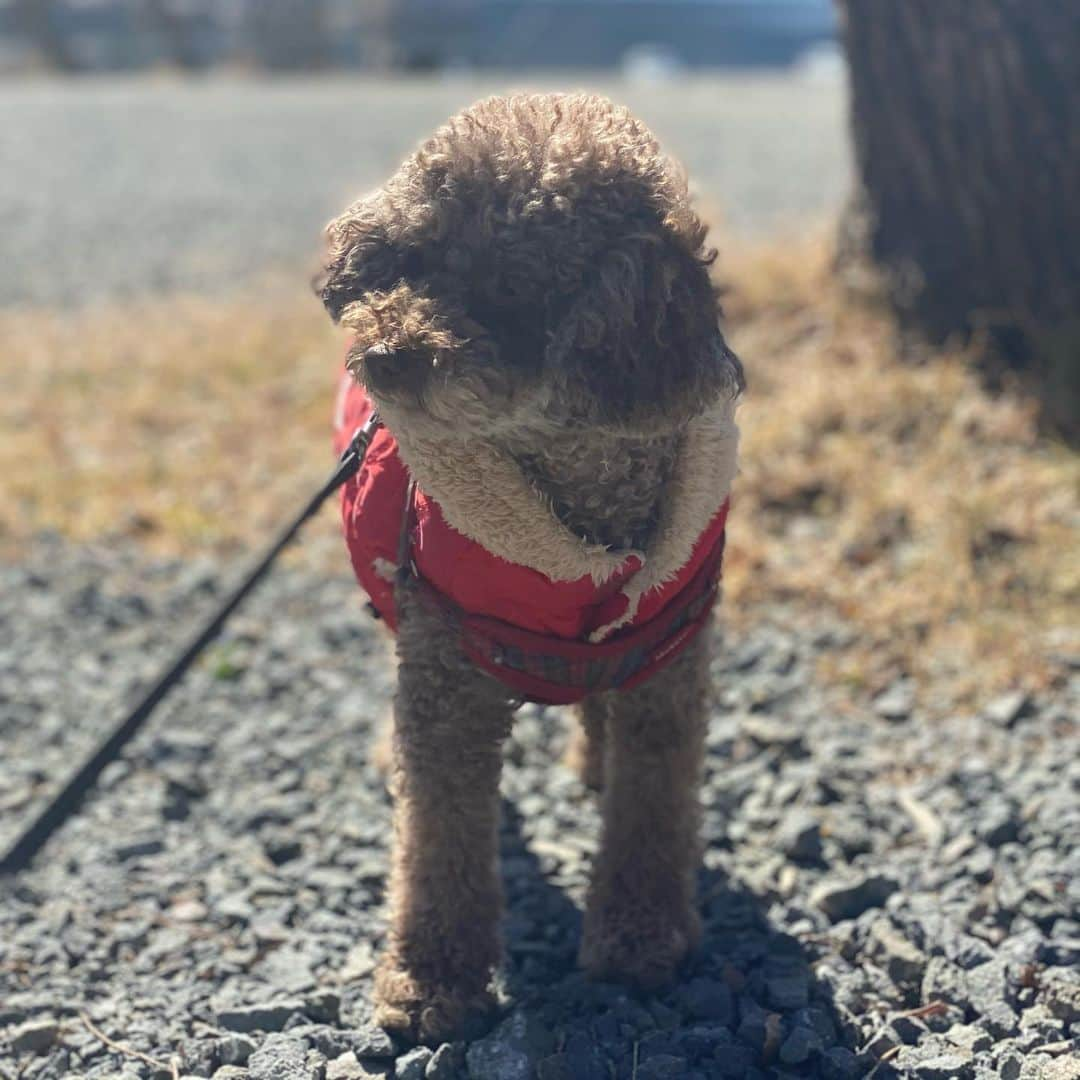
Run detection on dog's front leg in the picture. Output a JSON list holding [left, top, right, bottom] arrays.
[[580, 621, 710, 989], [373, 588, 512, 1044]]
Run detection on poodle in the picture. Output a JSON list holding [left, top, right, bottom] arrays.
[[317, 92, 743, 1043]]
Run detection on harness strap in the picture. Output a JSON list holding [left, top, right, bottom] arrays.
[[394, 479, 723, 705], [459, 535, 723, 705]]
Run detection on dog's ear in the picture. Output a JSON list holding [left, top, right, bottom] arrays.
[[547, 235, 744, 428], [315, 201, 404, 322]]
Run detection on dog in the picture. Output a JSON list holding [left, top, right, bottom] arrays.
[[317, 92, 743, 1043]]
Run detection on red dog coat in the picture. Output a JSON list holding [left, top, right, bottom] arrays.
[[333, 372, 728, 705]]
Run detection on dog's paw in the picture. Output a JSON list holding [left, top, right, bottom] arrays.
[[579, 902, 701, 990], [373, 962, 497, 1045]]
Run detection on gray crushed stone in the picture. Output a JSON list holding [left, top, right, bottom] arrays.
[[1, 536, 1077, 1079]]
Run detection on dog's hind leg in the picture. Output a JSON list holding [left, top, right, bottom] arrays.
[[565, 694, 609, 790], [367, 633, 399, 779], [579, 619, 710, 989], [372, 587, 513, 1044]]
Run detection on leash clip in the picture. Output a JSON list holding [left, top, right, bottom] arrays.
[[343, 410, 382, 462], [334, 411, 383, 486]]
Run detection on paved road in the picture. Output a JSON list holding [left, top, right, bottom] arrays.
[[0, 74, 849, 308]]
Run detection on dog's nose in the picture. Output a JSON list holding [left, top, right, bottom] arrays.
[[362, 344, 430, 394]]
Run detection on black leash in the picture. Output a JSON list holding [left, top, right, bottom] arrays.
[[0, 413, 381, 876]]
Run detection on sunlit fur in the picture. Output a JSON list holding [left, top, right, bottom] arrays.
[[318, 92, 742, 1043]]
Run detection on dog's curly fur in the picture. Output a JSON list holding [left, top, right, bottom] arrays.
[[318, 92, 743, 1043]]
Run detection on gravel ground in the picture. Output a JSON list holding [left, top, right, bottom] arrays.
[[0, 74, 848, 308], [1, 537, 1078, 1080]]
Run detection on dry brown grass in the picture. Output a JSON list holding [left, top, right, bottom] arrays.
[[722, 230, 1078, 704], [1, 276, 340, 561], [2, 235, 1076, 708]]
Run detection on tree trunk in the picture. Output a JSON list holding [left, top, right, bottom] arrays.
[[837, 0, 1080, 438]]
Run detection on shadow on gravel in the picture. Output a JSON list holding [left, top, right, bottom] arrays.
[[487, 796, 844, 1080], [499, 798, 583, 994]]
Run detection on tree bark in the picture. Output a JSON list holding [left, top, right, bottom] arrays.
[[837, 0, 1080, 437]]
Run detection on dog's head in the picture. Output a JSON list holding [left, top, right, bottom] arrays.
[[317, 93, 743, 441]]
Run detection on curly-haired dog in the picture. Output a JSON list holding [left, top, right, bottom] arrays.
[[318, 93, 743, 1043]]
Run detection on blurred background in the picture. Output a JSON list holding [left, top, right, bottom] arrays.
[[0, 1, 1075, 705], [0, 0, 839, 73], [0, 0, 845, 309]]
